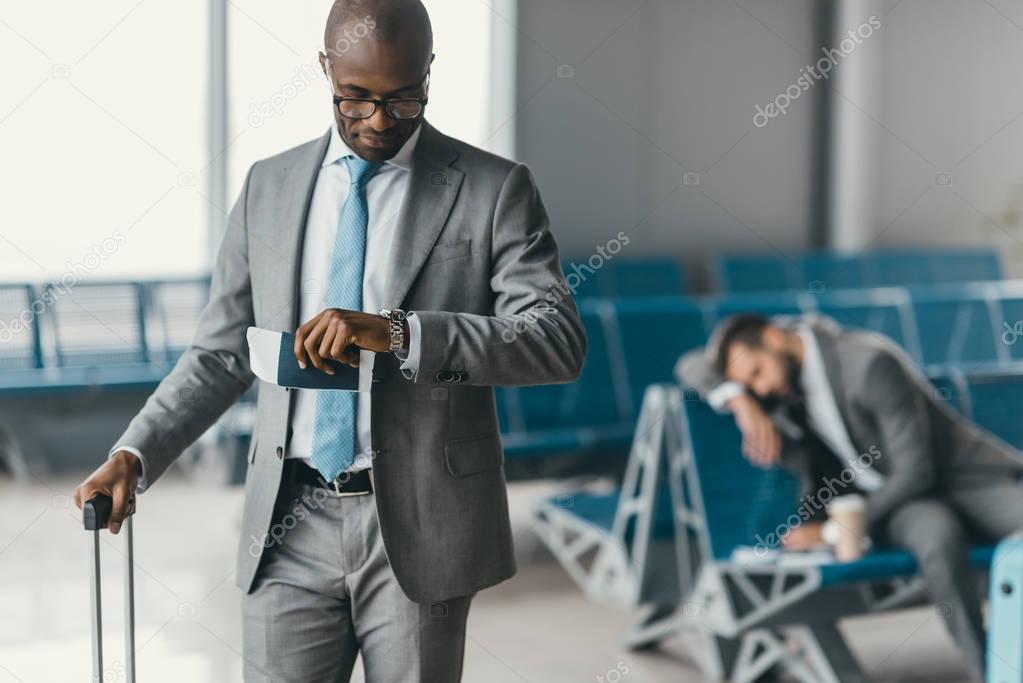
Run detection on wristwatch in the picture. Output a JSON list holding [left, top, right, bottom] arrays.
[[378, 308, 407, 352]]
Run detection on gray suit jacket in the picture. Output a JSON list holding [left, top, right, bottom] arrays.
[[113, 121, 587, 602], [676, 316, 1023, 529]]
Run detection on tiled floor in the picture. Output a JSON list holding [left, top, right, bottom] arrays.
[[0, 474, 975, 682]]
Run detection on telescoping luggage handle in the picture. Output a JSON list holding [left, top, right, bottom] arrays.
[[83, 493, 136, 683]]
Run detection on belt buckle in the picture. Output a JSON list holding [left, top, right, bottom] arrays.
[[329, 473, 369, 497]]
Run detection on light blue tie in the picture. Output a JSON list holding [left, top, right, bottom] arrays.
[[310, 156, 382, 481]]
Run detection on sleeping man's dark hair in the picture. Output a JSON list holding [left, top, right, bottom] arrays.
[[710, 313, 772, 374]]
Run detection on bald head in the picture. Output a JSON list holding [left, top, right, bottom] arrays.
[[319, 0, 434, 162], [324, 0, 433, 62]]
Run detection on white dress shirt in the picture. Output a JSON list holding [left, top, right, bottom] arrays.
[[794, 325, 884, 491], [707, 325, 885, 491], [118, 120, 424, 488]]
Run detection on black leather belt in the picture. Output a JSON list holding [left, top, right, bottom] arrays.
[[283, 458, 374, 496]]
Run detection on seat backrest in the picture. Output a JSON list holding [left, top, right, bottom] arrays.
[[49, 281, 148, 366], [866, 250, 935, 287], [911, 288, 1001, 366], [800, 253, 866, 291], [148, 277, 211, 362], [968, 372, 1023, 450], [608, 260, 685, 298], [513, 302, 627, 430], [681, 398, 800, 560], [612, 297, 708, 410], [988, 282, 1023, 362], [812, 288, 915, 354], [0, 284, 42, 370], [716, 255, 796, 293], [708, 291, 804, 325], [931, 248, 1002, 284], [563, 259, 685, 299]]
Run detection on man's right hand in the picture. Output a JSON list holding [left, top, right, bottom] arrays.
[[73, 450, 140, 534], [727, 393, 781, 467]]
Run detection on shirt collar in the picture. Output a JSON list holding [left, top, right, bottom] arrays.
[[796, 324, 823, 394], [321, 119, 422, 171]]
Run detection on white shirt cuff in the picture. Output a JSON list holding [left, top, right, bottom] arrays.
[[707, 381, 745, 412], [396, 311, 421, 375], [109, 446, 149, 493]]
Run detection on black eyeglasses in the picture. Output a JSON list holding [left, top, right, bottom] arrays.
[[331, 71, 430, 121], [332, 94, 429, 120]]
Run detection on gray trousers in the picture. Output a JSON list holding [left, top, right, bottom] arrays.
[[882, 474, 1023, 682], [242, 480, 473, 683]]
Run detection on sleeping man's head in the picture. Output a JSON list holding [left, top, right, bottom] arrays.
[[711, 314, 803, 400]]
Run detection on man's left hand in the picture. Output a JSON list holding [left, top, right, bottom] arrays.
[[294, 309, 394, 374], [781, 522, 825, 551]]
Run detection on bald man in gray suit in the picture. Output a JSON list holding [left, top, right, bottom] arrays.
[[74, 2, 586, 681]]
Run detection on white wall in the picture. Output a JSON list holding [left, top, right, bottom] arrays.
[[866, 0, 1023, 276], [511, 0, 1023, 287], [512, 0, 821, 290]]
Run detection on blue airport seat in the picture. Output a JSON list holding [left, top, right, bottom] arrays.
[[819, 546, 995, 587], [503, 302, 632, 458], [0, 284, 42, 371], [866, 250, 935, 287], [912, 291, 1001, 366], [49, 281, 149, 367], [612, 297, 708, 410], [967, 372, 1023, 450], [708, 292, 804, 325], [682, 399, 800, 560], [813, 289, 911, 349], [147, 277, 211, 364], [718, 248, 1001, 293], [607, 260, 685, 298], [716, 255, 796, 293], [800, 253, 865, 291], [539, 488, 676, 542], [932, 248, 1002, 284], [990, 282, 1023, 362], [562, 259, 685, 299]]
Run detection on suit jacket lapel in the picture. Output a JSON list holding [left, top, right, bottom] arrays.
[[811, 322, 862, 450], [269, 129, 331, 331], [382, 121, 465, 309]]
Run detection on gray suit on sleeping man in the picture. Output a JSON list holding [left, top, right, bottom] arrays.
[[677, 313, 1023, 682]]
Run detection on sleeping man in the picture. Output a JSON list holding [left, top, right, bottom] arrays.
[[676, 313, 1023, 681]]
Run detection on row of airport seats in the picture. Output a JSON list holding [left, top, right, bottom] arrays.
[[717, 246, 1002, 293], [561, 257, 686, 299], [533, 373, 1019, 680], [10, 274, 1023, 472], [501, 279, 1023, 470], [0, 278, 211, 394]]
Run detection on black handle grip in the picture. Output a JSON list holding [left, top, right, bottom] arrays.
[[84, 494, 113, 531]]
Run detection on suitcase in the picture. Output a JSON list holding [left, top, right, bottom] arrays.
[[83, 494, 136, 683], [988, 532, 1023, 683]]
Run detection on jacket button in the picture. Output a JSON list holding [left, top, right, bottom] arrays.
[[275, 446, 284, 459], [436, 371, 452, 383]]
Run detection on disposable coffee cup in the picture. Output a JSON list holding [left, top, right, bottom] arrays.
[[825, 494, 868, 562]]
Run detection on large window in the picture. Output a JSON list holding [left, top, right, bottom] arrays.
[[0, 2, 207, 280], [1, 2, 500, 281]]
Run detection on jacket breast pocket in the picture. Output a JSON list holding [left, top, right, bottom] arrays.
[[444, 434, 503, 477], [423, 239, 471, 266]]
